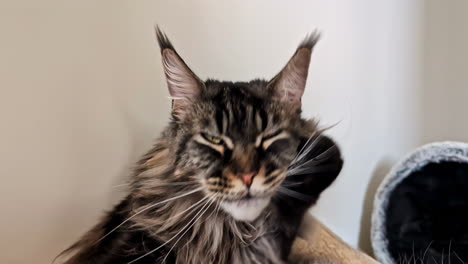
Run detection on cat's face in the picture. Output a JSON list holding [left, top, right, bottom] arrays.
[[157, 29, 319, 221], [177, 81, 305, 221]]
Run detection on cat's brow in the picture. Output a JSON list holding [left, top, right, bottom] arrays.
[[221, 136, 234, 149], [262, 131, 289, 150]]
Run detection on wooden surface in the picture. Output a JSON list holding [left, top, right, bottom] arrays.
[[289, 214, 380, 264]]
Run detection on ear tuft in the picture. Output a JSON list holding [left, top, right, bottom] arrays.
[[156, 26, 175, 53], [297, 31, 321, 50], [155, 27, 204, 116], [269, 31, 320, 109]]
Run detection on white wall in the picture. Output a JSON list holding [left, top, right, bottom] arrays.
[[1, 0, 466, 263], [421, 0, 468, 144]]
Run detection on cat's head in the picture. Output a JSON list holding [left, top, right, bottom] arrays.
[[157, 28, 321, 222]]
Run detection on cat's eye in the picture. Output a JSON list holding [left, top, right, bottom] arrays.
[[201, 133, 223, 145]]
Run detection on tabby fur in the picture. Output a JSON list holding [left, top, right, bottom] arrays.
[[56, 28, 343, 264]]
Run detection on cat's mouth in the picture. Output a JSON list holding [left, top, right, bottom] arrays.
[[233, 196, 259, 205], [220, 197, 270, 222]]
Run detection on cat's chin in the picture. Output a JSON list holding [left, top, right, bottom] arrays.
[[220, 197, 270, 222]]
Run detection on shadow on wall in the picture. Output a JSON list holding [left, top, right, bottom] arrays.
[[358, 0, 468, 256], [358, 158, 394, 256]]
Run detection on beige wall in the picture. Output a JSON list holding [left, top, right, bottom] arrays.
[[0, 1, 467, 263]]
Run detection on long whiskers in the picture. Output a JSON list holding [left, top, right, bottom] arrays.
[[278, 186, 312, 201], [287, 162, 339, 177], [453, 251, 464, 263], [290, 132, 320, 165], [95, 187, 203, 244], [161, 196, 217, 263], [127, 194, 215, 264], [288, 145, 338, 173], [287, 138, 340, 178], [112, 181, 197, 189], [157, 195, 211, 229], [212, 196, 224, 222]]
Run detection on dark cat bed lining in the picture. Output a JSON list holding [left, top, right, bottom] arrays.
[[372, 142, 468, 264]]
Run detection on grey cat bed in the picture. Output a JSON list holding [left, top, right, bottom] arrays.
[[372, 142, 468, 264]]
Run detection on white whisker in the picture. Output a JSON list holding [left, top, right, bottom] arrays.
[[288, 144, 336, 172], [136, 181, 199, 188], [213, 196, 224, 221], [162, 197, 217, 263], [453, 251, 464, 263], [96, 187, 203, 244], [157, 181, 199, 186], [290, 133, 318, 164], [128, 194, 214, 264], [278, 187, 311, 201], [422, 240, 433, 262], [111, 183, 130, 189], [295, 135, 323, 164], [157, 195, 211, 228], [287, 163, 338, 177], [448, 240, 452, 264]]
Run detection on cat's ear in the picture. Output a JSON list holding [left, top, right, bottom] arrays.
[[156, 27, 204, 115], [268, 32, 320, 110]]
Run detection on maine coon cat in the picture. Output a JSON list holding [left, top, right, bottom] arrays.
[[57, 28, 343, 264]]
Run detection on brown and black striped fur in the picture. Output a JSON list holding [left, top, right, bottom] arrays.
[[56, 28, 343, 264]]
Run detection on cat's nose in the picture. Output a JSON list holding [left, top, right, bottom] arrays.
[[238, 172, 257, 188]]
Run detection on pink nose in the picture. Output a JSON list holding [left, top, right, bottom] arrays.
[[239, 172, 257, 187]]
